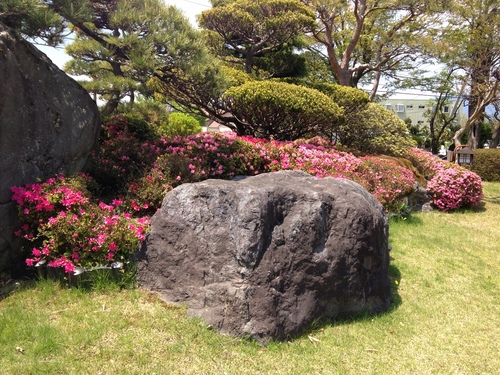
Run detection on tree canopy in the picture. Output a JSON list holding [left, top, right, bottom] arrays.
[[199, 0, 315, 75], [0, 0, 64, 44], [4, 0, 500, 148], [302, 0, 438, 96]]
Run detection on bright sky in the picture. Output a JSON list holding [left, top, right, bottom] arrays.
[[37, 0, 211, 69]]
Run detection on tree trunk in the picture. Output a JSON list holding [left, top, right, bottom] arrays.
[[369, 71, 381, 100], [491, 122, 500, 148], [100, 91, 121, 116], [245, 54, 254, 74]]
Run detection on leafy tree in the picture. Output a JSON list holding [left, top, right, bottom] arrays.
[[439, 0, 500, 148], [199, 0, 315, 75], [58, 0, 213, 116], [223, 80, 343, 140], [418, 69, 464, 154], [406, 118, 428, 148], [302, 0, 437, 96], [486, 101, 500, 148]]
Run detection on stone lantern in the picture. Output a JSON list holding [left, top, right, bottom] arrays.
[[456, 146, 474, 166]]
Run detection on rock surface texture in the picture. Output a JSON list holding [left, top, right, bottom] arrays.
[[137, 170, 391, 343], [0, 23, 100, 274]]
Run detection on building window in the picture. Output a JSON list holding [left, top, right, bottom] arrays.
[[385, 104, 393, 110], [406, 105, 413, 109], [418, 105, 425, 109], [443, 106, 450, 113], [396, 104, 405, 112], [417, 120, 424, 124]]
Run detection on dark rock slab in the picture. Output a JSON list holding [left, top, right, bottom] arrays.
[[137, 170, 391, 343], [0, 23, 100, 274]]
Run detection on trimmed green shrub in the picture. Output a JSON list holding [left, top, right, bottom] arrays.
[[471, 149, 500, 182], [342, 103, 416, 156], [310, 82, 370, 114], [158, 112, 202, 137], [223, 80, 343, 140]]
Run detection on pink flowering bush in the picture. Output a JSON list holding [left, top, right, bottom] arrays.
[[11, 123, 485, 279], [266, 139, 363, 180], [358, 157, 415, 211], [90, 115, 163, 191], [406, 148, 483, 211], [426, 168, 483, 211], [11, 174, 149, 273], [124, 133, 416, 214], [127, 133, 272, 213]]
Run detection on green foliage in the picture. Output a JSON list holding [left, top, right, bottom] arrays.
[[0, 0, 64, 45], [277, 80, 373, 142], [62, 0, 212, 115], [199, 0, 315, 74], [471, 149, 500, 181], [117, 99, 170, 131], [312, 82, 370, 114], [159, 112, 202, 137], [343, 103, 416, 156], [299, 50, 338, 84], [219, 65, 253, 87], [223, 80, 343, 140]]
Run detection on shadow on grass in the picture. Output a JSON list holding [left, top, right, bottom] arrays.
[[0, 276, 34, 302], [285, 262, 403, 345], [390, 214, 424, 225], [482, 195, 500, 206]]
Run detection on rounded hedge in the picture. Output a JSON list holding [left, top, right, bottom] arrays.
[[223, 80, 343, 140]]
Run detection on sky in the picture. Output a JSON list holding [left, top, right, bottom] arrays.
[[37, 0, 211, 69]]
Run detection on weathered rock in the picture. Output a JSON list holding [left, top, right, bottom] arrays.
[[407, 182, 432, 212], [0, 23, 100, 274], [136, 170, 391, 343]]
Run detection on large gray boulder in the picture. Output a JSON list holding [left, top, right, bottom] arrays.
[[136, 170, 391, 343], [0, 23, 100, 274]]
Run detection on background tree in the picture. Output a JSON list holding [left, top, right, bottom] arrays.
[[440, 0, 500, 149], [199, 0, 315, 75], [302, 0, 437, 97], [419, 69, 464, 154], [486, 101, 500, 148]]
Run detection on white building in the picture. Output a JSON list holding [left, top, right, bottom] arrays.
[[379, 98, 465, 128]]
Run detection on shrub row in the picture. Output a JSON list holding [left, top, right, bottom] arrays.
[[471, 148, 500, 182], [11, 116, 484, 273], [405, 148, 483, 211]]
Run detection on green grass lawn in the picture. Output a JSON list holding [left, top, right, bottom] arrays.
[[1, 183, 499, 375]]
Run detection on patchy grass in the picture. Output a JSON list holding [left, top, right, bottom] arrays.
[[1, 183, 499, 374]]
